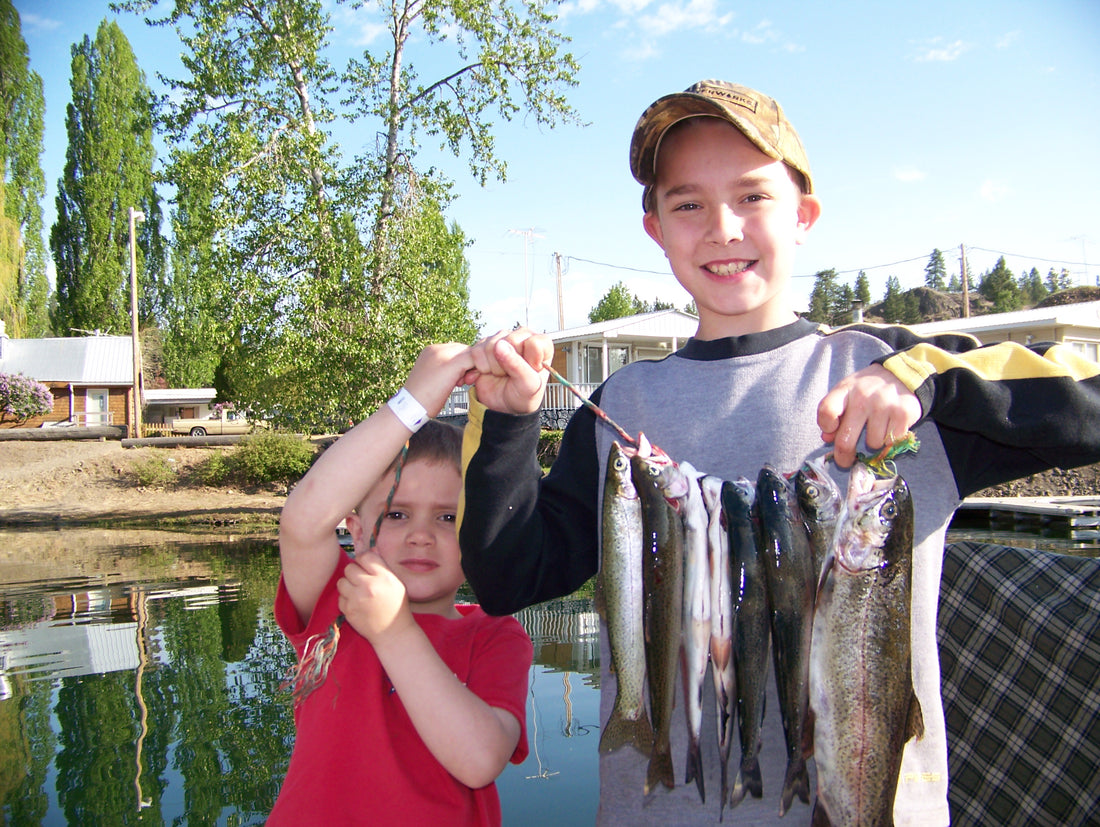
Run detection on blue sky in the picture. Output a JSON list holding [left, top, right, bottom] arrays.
[[15, 0, 1100, 335]]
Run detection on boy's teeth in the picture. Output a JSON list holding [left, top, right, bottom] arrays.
[[707, 261, 752, 276]]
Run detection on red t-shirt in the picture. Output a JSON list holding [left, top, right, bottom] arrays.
[[269, 555, 532, 826]]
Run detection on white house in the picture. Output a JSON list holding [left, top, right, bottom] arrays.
[[909, 300, 1100, 361], [0, 322, 133, 429]]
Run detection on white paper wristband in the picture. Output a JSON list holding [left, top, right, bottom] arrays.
[[387, 387, 429, 433]]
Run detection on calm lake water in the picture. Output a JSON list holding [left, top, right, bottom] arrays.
[[0, 524, 1095, 825], [0, 528, 600, 826]]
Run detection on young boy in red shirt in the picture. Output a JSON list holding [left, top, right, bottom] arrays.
[[270, 344, 532, 827]]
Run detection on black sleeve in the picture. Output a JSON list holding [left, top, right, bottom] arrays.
[[458, 392, 602, 615], [877, 338, 1100, 497]]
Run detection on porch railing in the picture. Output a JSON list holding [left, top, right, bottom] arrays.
[[442, 380, 598, 416]]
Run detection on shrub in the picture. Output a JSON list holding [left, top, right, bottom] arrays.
[[537, 429, 564, 468], [190, 451, 232, 486], [0, 372, 53, 424], [131, 452, 178, 488], [226, 432, 316, 487]]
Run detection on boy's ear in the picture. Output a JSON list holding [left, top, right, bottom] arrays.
[[345, 511, 367, 548], [643, 210, 666, 250], [795, 194, 822, 242]]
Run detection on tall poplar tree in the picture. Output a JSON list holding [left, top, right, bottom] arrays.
[[0, 0, 50, 337], [49, 20, 163, 338]]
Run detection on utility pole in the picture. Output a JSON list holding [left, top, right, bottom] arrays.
[[508, 228, 544, 327], [554, 252, 565, 330], [959, 242, 970, 318], [129, 207, 146, 439]]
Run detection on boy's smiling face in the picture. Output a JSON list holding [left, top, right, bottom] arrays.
[[643, 117, 820, 339]]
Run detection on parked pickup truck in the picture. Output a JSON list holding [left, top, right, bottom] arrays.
[[169, 409, 267, 437]]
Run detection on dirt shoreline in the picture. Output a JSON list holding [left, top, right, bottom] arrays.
[[2, 438, 1099, 529], [0, 439, 288, 529]]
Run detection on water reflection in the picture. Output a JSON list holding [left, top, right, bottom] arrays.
[[0, 530, 603, 826], [3, 525, 1092, 825]]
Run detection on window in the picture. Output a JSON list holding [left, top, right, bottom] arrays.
[[1069, 341, 1099, 361], [582, 344, 632, 383]]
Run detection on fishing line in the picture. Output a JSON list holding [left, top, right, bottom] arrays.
[[282, 440, 411, 704], [543, 364, 638, 447]]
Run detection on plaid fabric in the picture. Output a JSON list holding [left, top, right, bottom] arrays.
[[938, 541, 1100, 827]]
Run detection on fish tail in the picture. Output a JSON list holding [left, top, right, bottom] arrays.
[[719, 753, 729, 822], [810, 801, 835, 827], [778, 756, 811, 816], [684, 739, 705, 803], [729, 757, 762, 808], [598, 707, 654, 756], [644, 745, 675, 795]]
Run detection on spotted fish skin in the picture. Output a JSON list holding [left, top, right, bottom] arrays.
[[599, 441, 654, 757], [809, 463, 924, 827]]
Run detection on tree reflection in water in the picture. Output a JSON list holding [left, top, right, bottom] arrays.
[[0, 531, 601, 825]]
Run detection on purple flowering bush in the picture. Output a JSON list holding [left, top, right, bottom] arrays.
[[0, 372, 54, 424]]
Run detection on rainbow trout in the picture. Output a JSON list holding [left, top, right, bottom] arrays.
[[675, 462, 711, 803], [630, 444, 687, 795], [702, 474, 736, 816], [756, 464, 815, 817], [795, 456, 843, 580], [809, 462, 924, 827], [723, 477, 769, 809], [599, 442, 654, 756]]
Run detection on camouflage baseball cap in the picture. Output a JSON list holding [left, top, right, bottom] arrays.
[[630, 80, 813, 211]]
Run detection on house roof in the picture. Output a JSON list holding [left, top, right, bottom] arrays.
[[910, 300, 1100, 336], [0, 335, 133, 385], [145, 388, 216, 405], [551, 309, 699, 343]]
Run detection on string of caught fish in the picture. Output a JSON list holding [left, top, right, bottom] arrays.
[[573, 368, 923, 823]]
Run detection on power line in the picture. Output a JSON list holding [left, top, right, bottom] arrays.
[[544, 248, 1090, 283]]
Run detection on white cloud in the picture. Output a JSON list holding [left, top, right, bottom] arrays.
[[996, 31, 1021, 49], [330, 5, 389, 48], [894, 167, 926, 183], [609, 0, 658, 14], [914, 38, 969, 62], [18, 13, 62, 33], [639, 0, 735, 38], [980, 180, 1010, 202], [559, 0, 605, 19]]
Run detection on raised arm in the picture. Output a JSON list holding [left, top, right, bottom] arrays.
[[279, 343, 475, 626]]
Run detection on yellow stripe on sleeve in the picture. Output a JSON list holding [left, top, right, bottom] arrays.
[[456, 386, 486, 534], [885, 341, 1100, 393]]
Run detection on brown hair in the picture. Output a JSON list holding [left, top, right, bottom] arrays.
[[387, 418, 463, 474]]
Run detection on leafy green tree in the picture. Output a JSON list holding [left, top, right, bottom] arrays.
[[978, 256, 1021, 313], [947, 272, 961, 292], [160, 175, 222, 387], [1045, 267, 1073, 293], [881, 275, 905, 323], [806, 268, 855, 325], [0, 0, 50, 337], [806, 268, 837, 323], [588, 281, 648, 323], [924, 248, 947, 290], [1018, 266, 1047, 306], [121, 0, 577, 429], [854, 270, 872, 307], [49, 20, 164, 338]]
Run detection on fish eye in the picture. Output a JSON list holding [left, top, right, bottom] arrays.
[[881, 499, 897, 520], [614, 455, 629, 472]]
